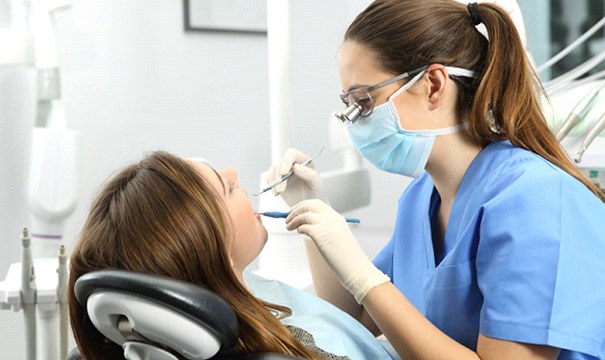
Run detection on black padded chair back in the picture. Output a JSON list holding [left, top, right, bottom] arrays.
[[72, 270, 304, 360], [75, 270, 238, 359], [67, 347, 304, 360]]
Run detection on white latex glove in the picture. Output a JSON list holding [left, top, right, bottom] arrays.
[[264, 148, 326, 207], [285, 199, 390, 304]]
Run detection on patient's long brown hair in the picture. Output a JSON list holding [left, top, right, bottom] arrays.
[[346, 0, 604, 201], [68, 151, 318, 359]]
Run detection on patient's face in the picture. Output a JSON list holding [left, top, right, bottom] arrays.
[[188, 161, 268, 274]]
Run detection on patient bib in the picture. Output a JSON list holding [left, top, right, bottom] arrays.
[[244, 272, 399, 360]]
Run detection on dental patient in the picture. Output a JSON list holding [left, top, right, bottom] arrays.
[[68, 150, 397, 360]]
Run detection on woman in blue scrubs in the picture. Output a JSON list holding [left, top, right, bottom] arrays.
[[266, 1, 605, 359]]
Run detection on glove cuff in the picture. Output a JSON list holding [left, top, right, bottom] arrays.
[[342, 260, 390, 304]]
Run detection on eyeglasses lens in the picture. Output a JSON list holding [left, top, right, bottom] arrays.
[[349, 91, 374, 116], [336, 89, 374, 123]]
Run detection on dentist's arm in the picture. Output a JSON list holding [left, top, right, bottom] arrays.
[[286, 199, 560, 360], [285, 199, 390, 304], [304, 237, 381, 335], [266, 149, 376, 328]]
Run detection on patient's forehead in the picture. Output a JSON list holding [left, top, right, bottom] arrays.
[[185, 159, 225, 196]]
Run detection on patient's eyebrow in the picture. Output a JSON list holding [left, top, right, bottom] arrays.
[[211, 168, 226, 196]]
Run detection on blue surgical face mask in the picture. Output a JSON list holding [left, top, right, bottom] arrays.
[[346, 68, 467, 178]]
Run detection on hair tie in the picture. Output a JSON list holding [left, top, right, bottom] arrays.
[[467, 2, 481, 26]]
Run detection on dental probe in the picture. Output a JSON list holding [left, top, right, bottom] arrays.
[[260, 211, 361, 224], [574, 112, 605, 163], [556, 82, 605, 141], [254, 146, 325, 196]]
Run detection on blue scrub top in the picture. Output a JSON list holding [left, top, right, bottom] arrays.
[[373, 141, 605, 360]]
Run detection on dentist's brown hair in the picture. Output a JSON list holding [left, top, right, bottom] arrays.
[[68, 151, 318, 359]]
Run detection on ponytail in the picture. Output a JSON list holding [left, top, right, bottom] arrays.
[[469, 3, 604, 201]]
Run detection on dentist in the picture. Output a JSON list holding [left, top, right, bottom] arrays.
[[265, 1, 605, 359]]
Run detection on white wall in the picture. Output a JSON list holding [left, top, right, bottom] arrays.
[[1, 0, 406, 357]]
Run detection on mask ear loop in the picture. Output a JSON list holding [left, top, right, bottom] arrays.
[[388, 66, 476, 103], [387, 69, 427, 102], [445, 66, 476, 78], [398, 66, 476, 135]]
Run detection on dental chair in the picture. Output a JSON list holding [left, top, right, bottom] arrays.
[[69, 270, 303, 360]]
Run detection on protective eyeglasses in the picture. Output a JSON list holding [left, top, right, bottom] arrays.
[[335, 67, 427, 124]]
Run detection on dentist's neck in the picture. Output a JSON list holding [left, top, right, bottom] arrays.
[[426, 131, 482, 206]]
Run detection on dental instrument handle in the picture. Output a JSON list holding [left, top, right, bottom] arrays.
[[574, 112, 605, 163], [556, 114, 581, 142], [261, 165, 300, 192], [20, 228, 37, 360], [263, 157, 313, 190], [557, 87, 601, 141], [58, 245, 68, 360], [261, 211, 361, 224], [255, 146, 325, 196]]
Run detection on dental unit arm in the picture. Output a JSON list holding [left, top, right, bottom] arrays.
[[538, 14, 605, 190], [28, 101, 79, 257], [545, 80, 605, 189], [1, 1, 77, 359], [27, 0, 80, 258], [538, 16, 605, 75], [545, 50, 605, 93]]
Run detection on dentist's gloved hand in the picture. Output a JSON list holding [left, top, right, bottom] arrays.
[[264, 148, 326, 207], [285, 199, 390, 304]]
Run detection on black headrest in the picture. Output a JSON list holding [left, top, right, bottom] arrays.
[[74, 269, 239, 349]]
